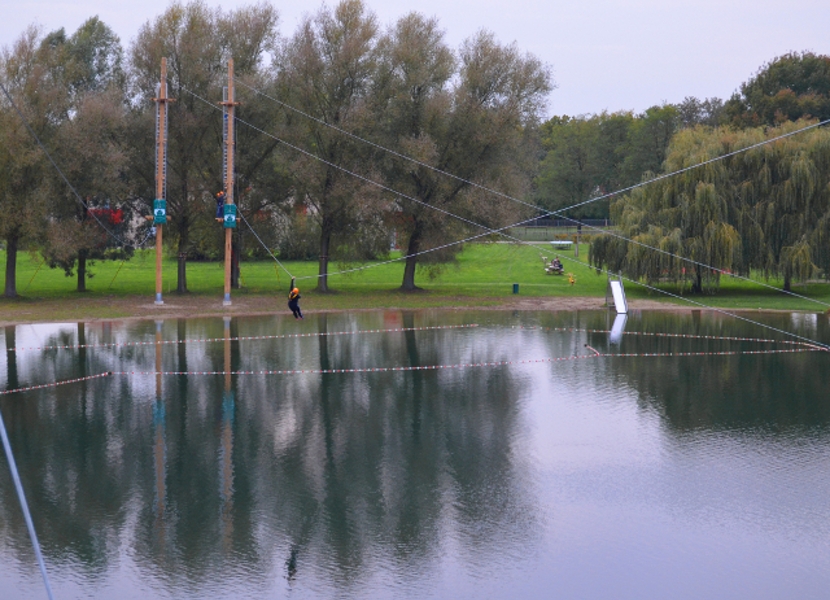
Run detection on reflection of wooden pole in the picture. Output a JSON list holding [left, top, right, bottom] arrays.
[[221, 60, 237, 306], [224, 317, 231, 392], [154, 58, 170, 305], [155, 320, 163, 396], [221, 317, 234, 547], [153, 320, 166, 525]]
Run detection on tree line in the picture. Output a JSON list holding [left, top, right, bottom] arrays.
[[3, 0, 828, 299], [0, 0, 551, 297], [535, 51, 830, 292]]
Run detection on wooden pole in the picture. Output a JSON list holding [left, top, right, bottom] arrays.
[[221, 60, 237, 306], [153, 58, 170, 305]]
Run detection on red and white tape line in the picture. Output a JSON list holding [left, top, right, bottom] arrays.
[[1, 372, 112, 396], [2, 345, 819, 397], [8, 324, 479, 353], [511, 326, 825, 350]]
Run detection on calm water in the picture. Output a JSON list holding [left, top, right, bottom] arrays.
[[1, 309, 829, 599]]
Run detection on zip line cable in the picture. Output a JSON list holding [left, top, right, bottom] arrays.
[[0, 81, 153, 253], [0, 398, 56, 600], [181, 86, 526, 256], [237, 210, 293, 278], [181, 84, 830, 350], [234, 77, 830, 310], [7, 71, 824, 349]]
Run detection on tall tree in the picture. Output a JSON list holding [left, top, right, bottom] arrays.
[[535, 114, 626, 219], [40, 18, 131, 292], [276, 0, 380, 292], [375, 25, 551, 291], [0, 26, 66, 297], [46, 86, 132, 291]]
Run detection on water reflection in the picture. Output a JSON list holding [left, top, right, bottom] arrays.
[[0, 309, 829, 599]]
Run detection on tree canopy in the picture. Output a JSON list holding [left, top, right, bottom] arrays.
[[725, 52, 830, 126]]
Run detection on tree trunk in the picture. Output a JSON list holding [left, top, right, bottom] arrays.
[[400, 228, 422, 292], [77, 249, 88, 292], [176, 215, 189, 293], [316, 229, 331, 293], [691, 266, 703, 294], [783, 273, 792, 292], [4, 233, 18, 298]]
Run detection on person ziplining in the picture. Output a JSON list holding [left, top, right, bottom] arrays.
[[287, 277, 303, 320]]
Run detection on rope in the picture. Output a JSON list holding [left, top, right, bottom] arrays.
[[1, 372, 113, 396], [0, 407, 56, 600], [105, 345, 818, 376], [99, 345, 820, 377], [180, 84, 830, 352], [237, 211, 292, 278], [23, 258, 47, 293], [1, 343, 820, 394], [233, 78, 830, 310], [510, 326, 828, 351], [8, 324, 479, 353], [108, 258, 128, 290]]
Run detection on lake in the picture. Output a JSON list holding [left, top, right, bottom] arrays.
[[1, 309, 829, 599]]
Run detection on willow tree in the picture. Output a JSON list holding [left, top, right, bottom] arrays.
[[729, 121, 830, 290], [591, 121, 830, 293], [373, 25, 551, 291]]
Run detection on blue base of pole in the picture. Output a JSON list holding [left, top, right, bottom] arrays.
[[223, 293, 232, 306], [155, 293, 164, 305]]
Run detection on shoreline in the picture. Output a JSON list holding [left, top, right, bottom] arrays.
[[0, 293, 790, 327]]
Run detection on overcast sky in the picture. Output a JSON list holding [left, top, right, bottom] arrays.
[[2, 0, 828, 117]]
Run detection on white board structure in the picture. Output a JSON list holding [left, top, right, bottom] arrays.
[[609, 279, 628, 314]]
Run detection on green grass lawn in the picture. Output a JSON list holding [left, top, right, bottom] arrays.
[[3, 242, 830, 312]]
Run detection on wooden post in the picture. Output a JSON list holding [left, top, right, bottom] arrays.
[[153, 58, 171, 305], [221, 60, 238, 306]]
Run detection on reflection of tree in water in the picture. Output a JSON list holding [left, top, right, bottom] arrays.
[[257, 311, 537, 587], [1, 322, 133, 577], [0, 313, 537, 592], [577, 311, 830, 433]]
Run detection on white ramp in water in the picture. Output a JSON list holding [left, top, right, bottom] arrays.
[[609, 313, 628, 345], [609, 279, 628, 314]]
